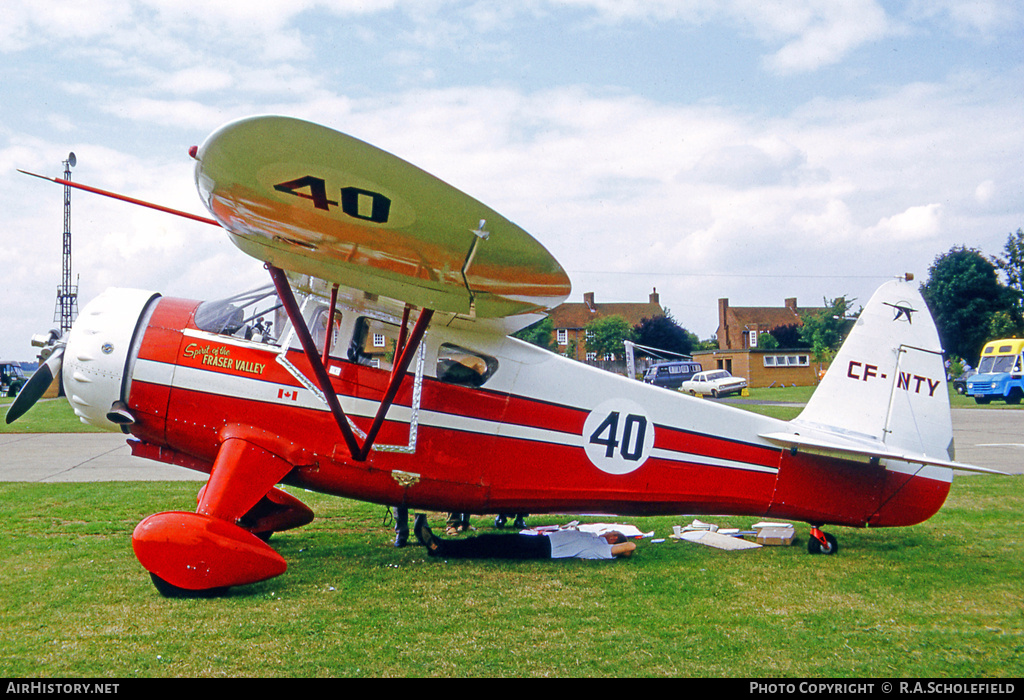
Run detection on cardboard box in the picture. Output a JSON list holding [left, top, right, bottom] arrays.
[[755, 526, 795, 546]]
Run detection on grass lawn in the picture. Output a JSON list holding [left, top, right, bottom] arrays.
[[0, 478, 1022, 678], [1, 397, 105, 434]]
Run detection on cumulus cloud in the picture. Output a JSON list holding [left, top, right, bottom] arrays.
[[865, 203, 943, 242], [1, 0, 1022, 356]]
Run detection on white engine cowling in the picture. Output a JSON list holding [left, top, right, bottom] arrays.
[[62, 288, 160, 429]]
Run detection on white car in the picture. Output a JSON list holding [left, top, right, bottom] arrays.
[[680, 370, 747, 398]]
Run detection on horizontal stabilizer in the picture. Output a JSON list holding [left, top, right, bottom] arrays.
[[759, 430, 1006, 475]]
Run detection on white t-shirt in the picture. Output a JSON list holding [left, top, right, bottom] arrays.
[[546, 530, 615, 560]]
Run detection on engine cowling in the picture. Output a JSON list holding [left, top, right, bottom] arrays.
[[62, 288, 160, 429]]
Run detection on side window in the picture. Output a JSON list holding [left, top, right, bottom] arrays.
[[436, 343, 498, 387], [348, 317, 400, 370], [310, 306, 343, 358]]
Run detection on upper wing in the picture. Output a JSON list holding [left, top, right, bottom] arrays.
[[194, 115, 571, 318]]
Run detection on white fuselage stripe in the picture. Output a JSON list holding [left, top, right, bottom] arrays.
[[135, 358, 780, 475]]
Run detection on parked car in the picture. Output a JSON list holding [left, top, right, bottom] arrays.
[[642, 361, 703, 389], [952, 369, 976, 395], [0, 361, 28, 397], [681, 370, 747, 398]]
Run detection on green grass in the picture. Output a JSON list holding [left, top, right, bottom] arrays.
[[0, 397, 104, 433], [0, 479, 1021, 678]]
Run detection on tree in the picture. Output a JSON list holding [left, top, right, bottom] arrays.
[[633, 313, 694, 357], [512, 316, 555, 351], [585, 315, 636, 358], [920, 245, 1022, 362], [995, 227, 1024, 311], [798, 296, 858, 360], [768, 323, 807, 348]]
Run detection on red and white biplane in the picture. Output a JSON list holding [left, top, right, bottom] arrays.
[[8, 116, 999, 595]]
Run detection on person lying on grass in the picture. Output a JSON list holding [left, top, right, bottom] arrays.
[[413, 514, 636, 560]]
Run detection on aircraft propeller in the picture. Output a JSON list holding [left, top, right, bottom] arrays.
[[5, 330, 64, 425]]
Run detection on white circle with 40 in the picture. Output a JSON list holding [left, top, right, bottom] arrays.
[[582, 399, 655, 475]]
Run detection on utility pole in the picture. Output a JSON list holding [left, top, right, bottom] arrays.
[[54, 152, 78, 335]]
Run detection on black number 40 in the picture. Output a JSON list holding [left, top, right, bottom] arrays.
[[588, 412, 647, 461], [274, 175, 391, 224]]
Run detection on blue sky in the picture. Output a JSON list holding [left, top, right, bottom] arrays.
[[2, 1, 1023, 361]]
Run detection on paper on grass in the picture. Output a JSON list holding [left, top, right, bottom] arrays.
[[678, 530, 762, 551]]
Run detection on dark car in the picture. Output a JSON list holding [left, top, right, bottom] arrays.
[[0, 362, 28, 397], [952, 369, 976, 395], [642, 361, 703, 389]]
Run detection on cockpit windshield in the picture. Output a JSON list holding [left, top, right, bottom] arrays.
[[194, 285, 283, 345]]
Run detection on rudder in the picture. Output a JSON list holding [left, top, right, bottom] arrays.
[[793, 278, 953, 463]]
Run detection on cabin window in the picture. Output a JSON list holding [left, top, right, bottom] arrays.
[[193, 285, 282, 345], [557, 329, 568, 346], [436, 344, 498, 387], [308, 306, 344, 358], [349, 317, 400, 370]]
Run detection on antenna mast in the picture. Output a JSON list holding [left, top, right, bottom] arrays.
[[54, 152, 78, 334]]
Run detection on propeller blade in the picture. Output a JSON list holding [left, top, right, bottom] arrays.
[[5, 347, 64, 424]]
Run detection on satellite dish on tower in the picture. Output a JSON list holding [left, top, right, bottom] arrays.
[[67, 152, 76, 168]]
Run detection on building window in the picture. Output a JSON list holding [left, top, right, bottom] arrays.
[[373, 333, 386, 348], [764, 354, 809, 367], [586, 352, 597, 361], [749, 330, 758, 348], [557, 329, 568, 346]]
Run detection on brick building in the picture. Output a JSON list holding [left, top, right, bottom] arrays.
[[695, 296, 829, 388], [548, 289, 664, 362]]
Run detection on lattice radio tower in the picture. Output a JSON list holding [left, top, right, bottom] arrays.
[[54, 152, 79, 334]]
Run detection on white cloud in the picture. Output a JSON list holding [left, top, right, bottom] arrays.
[[975, 180, 995, 205], [1, 0, 1022, 358], [865, 203, 943, 242]]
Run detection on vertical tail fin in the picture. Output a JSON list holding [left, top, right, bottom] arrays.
[[792, 278, 954, 462]]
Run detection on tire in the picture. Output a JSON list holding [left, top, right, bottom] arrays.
[[807, 532, 838, 555], [1006, 390, 1022, 405], [149, 573, 229, 598], [710, 389, 719, 398]]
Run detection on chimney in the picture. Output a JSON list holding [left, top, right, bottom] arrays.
[[718, 298, 730, 349], [650, 287, 660, 305], [584, 292, 596, 311], [785, 297, 797, 311]]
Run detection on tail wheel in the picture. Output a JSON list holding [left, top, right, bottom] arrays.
[[807, 527, 838, 555]]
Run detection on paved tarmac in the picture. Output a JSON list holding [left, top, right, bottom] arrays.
[[1, 409, 1020, 481]]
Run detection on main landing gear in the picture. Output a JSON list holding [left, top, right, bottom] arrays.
[[131, 434, 314, 597], [807, 525, 839, 555]]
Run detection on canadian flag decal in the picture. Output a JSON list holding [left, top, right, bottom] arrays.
[[278, 389, 298, 401]]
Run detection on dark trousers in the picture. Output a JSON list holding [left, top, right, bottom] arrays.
[[431, 533, 552, 559]]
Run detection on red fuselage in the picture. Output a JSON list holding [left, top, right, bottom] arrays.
[[119, 296, 950, 529]]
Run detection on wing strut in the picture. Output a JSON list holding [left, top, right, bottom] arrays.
[[266, 264, 433, 462]]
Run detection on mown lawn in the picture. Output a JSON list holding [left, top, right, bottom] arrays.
[[0, 477, 1021, 678]]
